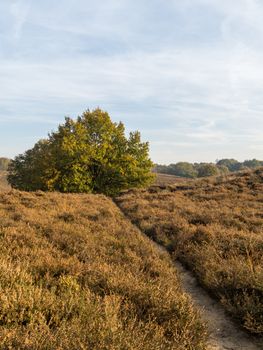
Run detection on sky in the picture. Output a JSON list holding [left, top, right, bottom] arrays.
[[0, 0, 263, 164]]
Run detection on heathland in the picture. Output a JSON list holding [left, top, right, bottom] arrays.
[[0, 185, 206, 349], [0, 167, 262, 349], [117, 168, 263, 335]]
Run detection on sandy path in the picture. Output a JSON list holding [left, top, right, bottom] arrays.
[[116, 203, 262, 350], [175, 261, 262, 350]]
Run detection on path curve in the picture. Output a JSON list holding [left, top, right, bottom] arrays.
[[175, 261, 262, 350], [115, 202, 262, 350]]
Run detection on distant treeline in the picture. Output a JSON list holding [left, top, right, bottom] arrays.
[[2, 155, 263, 179], [0, 157, 10, 171], [153, 158, 263, 178]]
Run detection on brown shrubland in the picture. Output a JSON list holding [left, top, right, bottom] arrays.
[[117, 168, 263, 335], [154, 173, 186, 186], [0, 189, 207, 349]]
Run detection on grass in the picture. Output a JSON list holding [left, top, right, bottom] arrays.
[[0, 189, 207, 349], [117, 168, 263, 335]]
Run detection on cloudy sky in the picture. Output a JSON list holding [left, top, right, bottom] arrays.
[[0, 0, 263, 163]]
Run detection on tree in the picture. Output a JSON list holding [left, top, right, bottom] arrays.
[[8, 109, 155, 195], [197, 163, 219, 177], [7, 139, 57, 191], [217, 165, 229, 175], [216, 159, 243, 172], [152, 164, 171, 174], [169, 162, 198, 178], [243, 159, 263, 169]]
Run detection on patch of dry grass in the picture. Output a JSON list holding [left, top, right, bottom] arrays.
[[117, 168, 263, 335], [0, 190, 207, 349], [154, 173, 186, 186]]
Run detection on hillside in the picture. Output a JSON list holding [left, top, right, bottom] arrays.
[[117, 168, 263, 335], [0, 190, 206, 350], [154, 173, 186, 186]]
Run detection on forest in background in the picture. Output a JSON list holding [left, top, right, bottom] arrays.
[[3, 157, 263, 179], [154, 158, 263, 178]]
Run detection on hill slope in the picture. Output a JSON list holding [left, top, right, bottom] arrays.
[[0, 190, 206, 350], [117, 168, 263, 335]]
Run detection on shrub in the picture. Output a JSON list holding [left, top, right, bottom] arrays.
[[8, 109, 154, 195], [196, 163, 219, 177]]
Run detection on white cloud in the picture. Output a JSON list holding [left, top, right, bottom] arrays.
[[0, 0, 263, 161]]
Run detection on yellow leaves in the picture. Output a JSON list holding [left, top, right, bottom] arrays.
[[58, 275, 80, 293]]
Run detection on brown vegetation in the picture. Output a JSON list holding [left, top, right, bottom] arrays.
[[154, 173, 186, 186], [117, 168, 263, 335], [0, 190, 207, 349]]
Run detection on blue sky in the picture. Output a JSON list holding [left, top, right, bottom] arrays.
[[0, 0, 263, 163]]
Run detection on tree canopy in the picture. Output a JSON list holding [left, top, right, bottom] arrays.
[[196, 163, 219, 177], [8, 109, 155, 195], [243, 158, 263, 169], [169, 162, 198, 178], [216, 158, 243, 172]]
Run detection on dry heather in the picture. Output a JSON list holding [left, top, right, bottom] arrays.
[[0, 190, 207, 350], [154, 173, 185, 186], [117, 168, 263, 335]]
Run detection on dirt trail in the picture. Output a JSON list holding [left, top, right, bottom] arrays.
[[147, 235, 262, 350], [174, 261, 262, 350], [115, 202, 262, 350]]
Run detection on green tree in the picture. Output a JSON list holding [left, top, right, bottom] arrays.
[[8, 109, 155, 195], [7, 140, 54, 191], [197, 163, 219, 177], [169, 162, 198, 178], [243, 159, 263, 169], [152, 164, 171, 174], [216, 159, 243, 172], [216, 165, 229, 175]]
